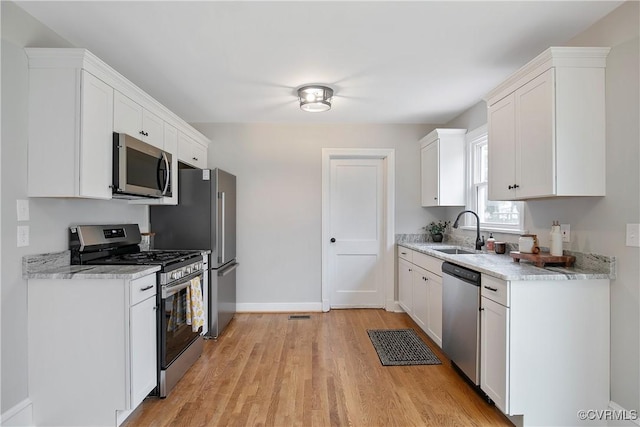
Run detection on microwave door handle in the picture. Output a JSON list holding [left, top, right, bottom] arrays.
[[161, 152, 170, 196]]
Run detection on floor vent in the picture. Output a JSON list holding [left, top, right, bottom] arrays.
[[288, 315, 311, 320]]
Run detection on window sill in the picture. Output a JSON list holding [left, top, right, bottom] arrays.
[[458, 225, 527, 235]]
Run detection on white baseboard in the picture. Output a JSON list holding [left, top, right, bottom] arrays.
[[386, 299, 404, 313], [236, 302, 323, 312], [607, 401, 640, 426], [1, 398, 33, 426]]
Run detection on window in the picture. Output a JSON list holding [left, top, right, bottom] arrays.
[[466, 125, 525, 233]]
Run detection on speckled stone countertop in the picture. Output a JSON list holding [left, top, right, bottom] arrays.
[[398, 242, 615, 281], [23, 250, 160, 280]]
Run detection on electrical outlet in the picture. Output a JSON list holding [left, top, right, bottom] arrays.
[[560, 224, 570, 243], [17, 225, 29, 247], [626, 224, 640, 247], [17, 199, 29, 221]]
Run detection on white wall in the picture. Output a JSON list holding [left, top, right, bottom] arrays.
[[193, 123, 437, 308], [446, 1, 640, 414], [1, 2, 149, 418]]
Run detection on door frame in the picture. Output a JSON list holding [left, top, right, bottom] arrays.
[[321, 148, 395, 312]]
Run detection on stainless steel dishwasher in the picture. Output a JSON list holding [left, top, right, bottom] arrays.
[[442, 262, 481, 386]]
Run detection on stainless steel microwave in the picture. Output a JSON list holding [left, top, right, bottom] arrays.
[[112, 132, 172, 199]]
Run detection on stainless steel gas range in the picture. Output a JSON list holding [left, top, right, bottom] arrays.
[[70, 223, 205, 398]]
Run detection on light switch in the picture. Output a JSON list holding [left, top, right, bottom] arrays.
[[626, 224, 640, 247], [17, 199, 29, 221], [17, 225, 30, 247]]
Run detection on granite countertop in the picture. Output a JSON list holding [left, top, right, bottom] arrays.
[[398, 242, 615, 281], [23, 250, 160, 280], [26, 264, 161, 280]]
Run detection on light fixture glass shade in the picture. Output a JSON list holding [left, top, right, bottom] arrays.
[[298, 85, 333, 112]]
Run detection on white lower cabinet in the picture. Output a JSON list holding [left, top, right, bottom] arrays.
[[397, 246, 443, 347], [480, 295, 509, 413], [129, 293, 158, 410], [398, 258, 413, 315], [479, 274, 611, 426], [426, 271, 443, 347], [411, 266, 429, 331], [28, 273, 158, 426]]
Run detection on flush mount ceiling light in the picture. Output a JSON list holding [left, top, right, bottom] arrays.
[[298, 85, 334, 112]]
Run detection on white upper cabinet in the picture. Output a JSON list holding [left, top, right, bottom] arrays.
[[25, 48, 210, 200], [178, 131, 208, 169], [130, 122, 179, 206], [114, 91, 164, 149], [485, 47, 609, 201], [420, 128, 466, 207], [28, 68, 113, 199]]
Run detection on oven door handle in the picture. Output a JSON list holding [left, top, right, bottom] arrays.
[[163, 274, 203, 298]]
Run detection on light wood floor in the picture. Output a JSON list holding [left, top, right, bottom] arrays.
[[124, 309, 513, 427]]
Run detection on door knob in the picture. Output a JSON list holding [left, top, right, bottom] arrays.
[[330, 238, 336, 243]]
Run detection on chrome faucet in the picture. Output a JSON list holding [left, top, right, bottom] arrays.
[[452, 210, 485, 251]]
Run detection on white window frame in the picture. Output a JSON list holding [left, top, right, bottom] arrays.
[[464, 125, 526, 234]]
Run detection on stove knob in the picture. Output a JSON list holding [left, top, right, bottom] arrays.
[[185, 266, 191, 274]]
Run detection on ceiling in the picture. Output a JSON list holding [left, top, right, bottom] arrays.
[[15, 1, 624, 124]]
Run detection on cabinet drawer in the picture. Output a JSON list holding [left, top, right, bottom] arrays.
[[398, 247, 413, 263], [130, 274, 157, 306], [413, 251, 443, 276], [481, 275, 509, 307]]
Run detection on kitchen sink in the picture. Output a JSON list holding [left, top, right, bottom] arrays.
[[433, 248, 476, 255]]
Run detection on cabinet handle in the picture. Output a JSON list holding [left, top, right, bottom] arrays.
[[484, 285, 498, 292], [401, 252, 407, 255], [434, 197, 437, 200], [409, 268, 412, 272], [508, 184, 520, 189], [193, 157, 198, 161], [140, 285, 154, 291]]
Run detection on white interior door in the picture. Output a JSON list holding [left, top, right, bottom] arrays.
[[328, 158, 384, 308]]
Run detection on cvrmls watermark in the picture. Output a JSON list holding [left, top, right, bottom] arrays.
[[577, 409, 638, 421]]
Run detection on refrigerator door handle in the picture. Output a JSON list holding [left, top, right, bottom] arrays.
[[219, 191, 225, 264], [218, 262, 239, 277]]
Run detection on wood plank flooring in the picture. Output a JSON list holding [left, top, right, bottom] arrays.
[[123, 309, 513, 427]]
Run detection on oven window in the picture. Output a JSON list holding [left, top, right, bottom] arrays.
[[162, 283, 202, 367]]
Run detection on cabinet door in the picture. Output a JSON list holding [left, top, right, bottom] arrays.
[[516, 69, 555, 198], [130, 295, 157, 409], [488, 93, 517, 201], [80, 71, 113, 199], [420, 142, 439, 206], [113, 91, 143, 137], [411, 267, 429, 332], [480, 296, 510, 413], [178, 132, 207, 169], [142, 109, 165, 149], [398, 258, 413, 314], [426, 271, 442, 347]]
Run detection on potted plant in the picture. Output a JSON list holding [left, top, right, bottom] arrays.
[[424, 220, 450, 242]]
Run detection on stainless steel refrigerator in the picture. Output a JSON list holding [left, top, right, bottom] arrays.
[[150, 168, 237, 338]]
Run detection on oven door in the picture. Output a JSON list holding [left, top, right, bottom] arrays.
[[159, 272, 203, 369], [113, 132, 172, 199]]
